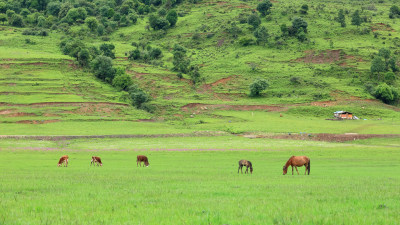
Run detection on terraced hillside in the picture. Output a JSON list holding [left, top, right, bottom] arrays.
[[0, 0, 400, 135]]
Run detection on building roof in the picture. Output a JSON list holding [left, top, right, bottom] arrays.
[[334, 111, 352, 114]]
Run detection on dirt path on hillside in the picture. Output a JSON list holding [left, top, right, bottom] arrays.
[[180, 98, 397, 113], [1, 132, 398, 143], [0, 102, 129, 107], [0, 131, 226, 141]]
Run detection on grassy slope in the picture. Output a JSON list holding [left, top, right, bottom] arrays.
[[0, 0, 400, 135]]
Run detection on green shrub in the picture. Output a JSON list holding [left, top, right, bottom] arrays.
[[249, 78, 269, 97]]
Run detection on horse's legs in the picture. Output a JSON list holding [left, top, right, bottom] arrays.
[[295, 166, 299, 175], [245, 166, 248, 174], [291, 166, 294, 175], [241, 166, 243, 174]]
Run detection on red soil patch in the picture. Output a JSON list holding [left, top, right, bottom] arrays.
[[199, 75, 238, 94], [235, 4, 251, 9], [269, 133, 400, 142], [181, 103, 286, 112], [19, 62, 50, 66], [6, 112, 36, 117], [296, 49, 347, 64], [0, 64, 10, 69], [16, 119, 60, 124], [371, 23, 394, 32], [0, 109, 16, 115], [217, 38, 225, 47]]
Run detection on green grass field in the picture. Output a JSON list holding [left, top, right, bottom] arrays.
[[0, 137, 399, 224]]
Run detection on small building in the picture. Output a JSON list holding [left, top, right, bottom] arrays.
[[334, 111, 353, 120]]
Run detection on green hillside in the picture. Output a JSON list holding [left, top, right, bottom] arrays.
[[0, 0, 400, 135]]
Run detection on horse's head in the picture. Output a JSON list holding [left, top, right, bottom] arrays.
[[282, 166, 288, 175], [145, 161, 149, 167], [250, 167, 253, 174]]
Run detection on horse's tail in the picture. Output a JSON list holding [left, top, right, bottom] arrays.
[[308, 159, 310, 175]]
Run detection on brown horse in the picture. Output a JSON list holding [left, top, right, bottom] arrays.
[[283, 156, 310, 175], [137, 155, 149, 167], [90, 156, 103, 166], [238, 160, 253, 174], [57, 155, 69, 167]]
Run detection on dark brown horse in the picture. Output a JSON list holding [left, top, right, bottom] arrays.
[[283, 156, 310, 175], [90, 156, 102, 166], [57, 155, 69, 167], [238, 160, 253, 174], [137, 155, 149, 167]]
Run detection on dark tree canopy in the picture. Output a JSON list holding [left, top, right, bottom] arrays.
[[256, 1, 272, 16]]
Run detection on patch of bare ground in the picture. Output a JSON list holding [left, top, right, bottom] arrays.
[[0, 102, 129, 107], [0, 109, 17, 115], [295, 49, 354, 64], [5, 112, 36, 117], [0, 92, 69, 95], [268, 133, 400, 142], [16, 119, 60, 124], [371, 23, 394, 32], [199, 75, 238, 94], [182, 103, 287, 113], [0, 131, 227, 141], [0, 64, 11, 69]]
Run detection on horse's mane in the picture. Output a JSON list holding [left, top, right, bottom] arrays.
[[247, 161, 252, 168], [284, 156, 295, 167], [58, 157, 64, 164]]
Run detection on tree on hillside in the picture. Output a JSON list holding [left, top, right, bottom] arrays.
[[384, 72, 396, 85], [253, 26, 269, 46], [249, 78, 269, 97], [389, 5, 400, 19], [257, 1, 272, 17], [172, 44, 190, 73], [370, 56, 386, 80], [247, 13, 261, 29], [63, 7, 87, 24], [300, 4, 309, 14], [374, 83, 399, 104], [0, 13, 7, 24], [112, 68, 133, 91], [149, 14, 169, 30], [47, 1, 62, 16], [351, 10, 362, 27], [77, 48, 91, 67], [337, 9, 346, 27], [100, 43, 116, 59], [378, 48, 391, 65], [91, 55, 115, 83], [227, 22, 242, 39], [85, 17, 98, 32], [188, 65, 203, 85], [166, 9, 178, 27], [291, 17, 308, 34]]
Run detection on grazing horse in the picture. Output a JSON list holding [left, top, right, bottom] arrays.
[[238, 160, 253, 174], [57, 155, 69, 167], [90, 156, 103, 166], [283, 156, 310, 175], [137, 155, 149, 167]]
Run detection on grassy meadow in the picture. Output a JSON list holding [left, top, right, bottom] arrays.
[[1, 137, 400, 225]]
